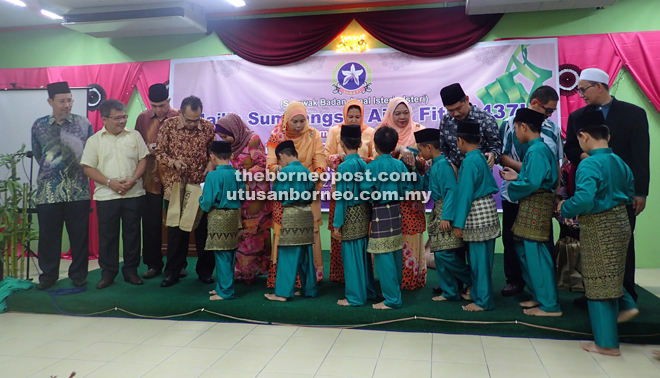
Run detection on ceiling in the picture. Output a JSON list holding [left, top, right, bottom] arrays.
[[0, 0, 618, 30]]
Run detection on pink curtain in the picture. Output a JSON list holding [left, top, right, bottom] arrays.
[[135, 60, 171, 109], [0, 68, 49, 89], [609, 31, 660, 115]]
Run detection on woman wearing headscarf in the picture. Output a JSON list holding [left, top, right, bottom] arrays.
[[215, 114, 272, 285], [377, 97, 427, 291], [266, 101, 326, 287], [325, 100, 375, 283]]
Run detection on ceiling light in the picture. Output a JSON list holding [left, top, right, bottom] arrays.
[[4, 0, 27, 7], [40, 9, 63, 20], [225, 0, 246, 7]]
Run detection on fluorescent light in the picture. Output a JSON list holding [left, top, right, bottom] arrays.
[[40, 9, 63, 20], [225, 0, 246, 7], [4, 0, 27, 7]]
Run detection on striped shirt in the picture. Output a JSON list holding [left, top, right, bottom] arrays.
[[500, 115, 563, 203]]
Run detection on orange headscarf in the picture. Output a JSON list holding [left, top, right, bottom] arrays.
[[377, 97, 416, 148], [267, 101, 324, 172], [339, 99, 369, 132]]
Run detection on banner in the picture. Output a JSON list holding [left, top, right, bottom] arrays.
[[170, 38, 560, 210]]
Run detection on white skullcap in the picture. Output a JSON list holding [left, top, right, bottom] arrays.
[[579, 68, 609, 85]]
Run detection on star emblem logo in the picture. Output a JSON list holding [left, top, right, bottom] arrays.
[[341, 64, 364, 86]]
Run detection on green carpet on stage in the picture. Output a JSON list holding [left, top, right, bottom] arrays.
[[7, 252, 660, 344]]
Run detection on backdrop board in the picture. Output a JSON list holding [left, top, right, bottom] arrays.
[[0, 88, 89, 188], [170, 39, 560, 210]]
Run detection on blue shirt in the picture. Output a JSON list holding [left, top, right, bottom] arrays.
[[417, 155, 457, 221], [360, 154, 413, 205], [333, 153, 368, 229], [31, 113, 94, 205], [560, 148, 635, 218], [453, 149, 499, 229], [507, 138, 559, 202], [199, 164, 242, 212], [272, 161, 315, 206]]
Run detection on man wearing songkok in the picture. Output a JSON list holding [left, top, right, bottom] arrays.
[[81, 99, 149, 289], [333, 125, 378, 307], [559, 110, 638, 356], [32, 81, 93, 290], [501, 108, 561, 317], [564, 68, 649, 303], [360, 126, 414, 310], [452, 121, 501, 312], [199, 141, 243, 300], [414, 128, 470, 303], [499, 86, 562, 297], [134, 83, 180, 279], [155, 95, 216, 287], [265, 141, 318, 302], [439, 83, 502, 170]]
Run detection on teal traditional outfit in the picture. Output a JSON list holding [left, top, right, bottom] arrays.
[[561, 146, 636, 349], [415, 129, 469, 301], [271, 141, 318, 299], [360, 153, 412, 309], [199, 142, 243, 300], [507, 109, 561, 313], [453, 121, 501, 311], [333, 126, 377, 306]]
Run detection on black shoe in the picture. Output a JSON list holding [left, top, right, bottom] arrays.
[[199, 276, 215, 284], [179, 268, 188, 278], [161, 276, 179, 287], [574, 295, 588, 309], [501, 283, 524, 297], [96, 277, 114, 289], [124, 275, 144, 285], [72, 279, 87, 287], [432, 285, 443, 295], [37, 280, 57, 290], [142, 268, 162, 279]]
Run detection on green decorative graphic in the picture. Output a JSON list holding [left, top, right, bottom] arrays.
[[477, 45, 554, 107]]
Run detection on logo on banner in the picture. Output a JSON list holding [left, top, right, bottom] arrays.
[[332, 60, 372, 95]]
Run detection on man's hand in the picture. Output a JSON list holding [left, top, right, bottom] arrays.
[[485, 152, 495, 169], [400, 148, 415, 166], [453, 227, 463, 239], [119, 177, 137, 191], [148, 143, 157, 155], [333, 227, 342, 237], [108, 179, 130, 195], [440, 220, 451, 232], [500, 167, 518, 181], [203, 161, 214, 177], [174, 160, 187, 172], [633, 196, 647, 216]]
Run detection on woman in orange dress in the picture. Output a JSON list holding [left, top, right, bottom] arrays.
[[325, 100, 375, 283], [376, 97, 427, 290], [266, 101, 326, 287]]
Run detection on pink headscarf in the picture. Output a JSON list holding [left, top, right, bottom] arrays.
[[378, 97, 416, 148], [215, 113, 255, 156]]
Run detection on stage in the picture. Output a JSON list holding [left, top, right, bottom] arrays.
[[7, 253, 660, 344]]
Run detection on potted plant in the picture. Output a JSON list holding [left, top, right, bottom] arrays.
[[0, 145, 38, 280]]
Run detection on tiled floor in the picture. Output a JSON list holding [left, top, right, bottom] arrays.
[[1, 265, 659, 378]]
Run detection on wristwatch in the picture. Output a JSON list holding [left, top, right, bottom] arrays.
[[106, 178, 111, 186]]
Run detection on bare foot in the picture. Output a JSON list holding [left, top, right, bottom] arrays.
[[337, 299, 350, 306], [652, 350, 660, 359], [373, 301, 393, 310], [210, 294, 223, 301], [524, 307, 563, 317], [519, 300, 541, 309], [294, 291, 301, 297], [209, 290, 217, 295], [617, 308, 639, 323], [432, 295, 448, 302], [461, 287, 472, 301], [264, 293, 287, 302], [581, 341, 620, 356], [462, 303, 484, 312]]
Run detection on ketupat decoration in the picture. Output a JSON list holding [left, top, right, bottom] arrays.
[[476, 45, 554, 109]]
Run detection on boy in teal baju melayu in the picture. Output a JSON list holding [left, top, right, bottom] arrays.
[[333, 125, 378, 307], [414, 128, 470, 302], [501, 108, 561, 317], [199, 141, 243, 300], [360, 126, 413, 310], [452, 121, 501, 312], [559, 109, 638, 356], [265, 140, 318, 302]]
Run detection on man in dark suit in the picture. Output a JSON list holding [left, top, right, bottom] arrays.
[[564, 68, 649, 303]]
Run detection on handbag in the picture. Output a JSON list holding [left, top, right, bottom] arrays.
[[165, 173, 203, 232], [555, 236, 584, 292]]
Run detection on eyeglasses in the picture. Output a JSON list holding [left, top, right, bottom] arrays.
[[108, 115, 129, 121], [539, 104, 556, 115], [183, 116, 201, 125], [56, 98, 74, 105], [578, 84, 597, 95]]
